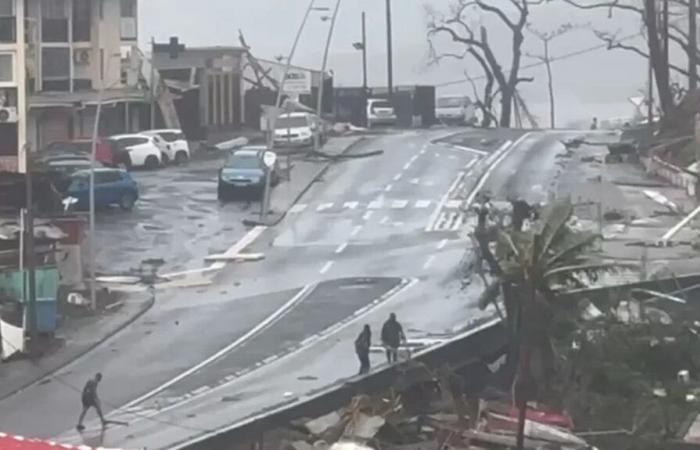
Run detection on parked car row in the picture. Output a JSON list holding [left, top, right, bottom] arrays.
[[39, 128, 190, 172]]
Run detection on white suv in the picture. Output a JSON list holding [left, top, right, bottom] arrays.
[[108, 134, 163, 170], [367, 98, 397, 128], [273, 112, 325, 147], [143, 129, 190, 164]]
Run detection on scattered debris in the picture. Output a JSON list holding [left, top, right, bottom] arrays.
[[643, 190, 682, 215]]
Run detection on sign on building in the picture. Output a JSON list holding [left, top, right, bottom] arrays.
[[281, 69, 311, 95]]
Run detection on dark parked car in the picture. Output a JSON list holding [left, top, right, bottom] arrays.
[[43, 139, 115, 166], [217, 146, 280, 200], [66, 168, 139, 211]]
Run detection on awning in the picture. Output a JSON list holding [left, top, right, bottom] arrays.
[[0, 432, 125, 449], [29, 88, 148, 109]]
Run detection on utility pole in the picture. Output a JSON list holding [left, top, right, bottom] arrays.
[[690, 0, 698, 91], [316, 0, 342, 130], [361, 12, 368, 93], [24, 147, 37, 345], [648, 54, 655, 138], [149, 37, 156, 128], [385, 0, 394, 101]]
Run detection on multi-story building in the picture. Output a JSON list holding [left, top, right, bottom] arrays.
[[0, 0, 147, 172]]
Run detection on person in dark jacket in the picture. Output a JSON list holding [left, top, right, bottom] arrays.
[[77, 372, 106, 431], [355, 324, 372, 375], [381, 313, 406, 363]]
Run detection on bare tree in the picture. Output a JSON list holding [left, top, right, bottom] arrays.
[[526, 24, 582, 128], [561, 0, 700, 117], [426, 1, 540, 127]]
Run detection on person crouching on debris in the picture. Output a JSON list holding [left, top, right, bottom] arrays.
[[355, 324, 372, 375], [77, 372, 106, 431], [381, 313, 406, 364]]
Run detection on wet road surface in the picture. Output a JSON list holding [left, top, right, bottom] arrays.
[[0, 128, 586, 449]]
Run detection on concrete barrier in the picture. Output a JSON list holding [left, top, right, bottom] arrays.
[[642, 156, 697, 198]]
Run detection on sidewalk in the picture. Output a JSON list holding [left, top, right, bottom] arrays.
[[0, 292, 153, 401], [554, 136, 700, 279], [245, 136, 366, 226]]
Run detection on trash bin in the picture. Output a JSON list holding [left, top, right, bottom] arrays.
[[34, 297, 58, 334]]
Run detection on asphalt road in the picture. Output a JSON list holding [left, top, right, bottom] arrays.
[[92, 158, 251, 275], [0, 128, 586, 449]]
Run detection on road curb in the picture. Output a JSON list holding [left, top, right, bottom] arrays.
[[244, 136, 369, 227], [0, 293, 155, 402]]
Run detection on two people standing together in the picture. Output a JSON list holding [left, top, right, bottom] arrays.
[[354, 313, 406, 375]]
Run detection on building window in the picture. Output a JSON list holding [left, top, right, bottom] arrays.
[[120, 0, 136, 17], [0, 54, 14, 84], [0, 0, 15, 43], [120, 0, 137, 40], [42, 0, 68, 43], [42, 47, 70, 91], [72, 0, 91, 42]]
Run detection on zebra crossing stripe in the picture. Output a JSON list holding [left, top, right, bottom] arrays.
[[392, 200, 409, 209], [289, 204, 307, 213], [344, 201, 359, 209], [445, 199, 463, 209], [368, 200, 383, 209], [415, 200, 431, 208], [317, 203, 333, 211]]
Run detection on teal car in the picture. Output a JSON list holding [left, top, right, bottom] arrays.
[[217, 147, 280, 200]]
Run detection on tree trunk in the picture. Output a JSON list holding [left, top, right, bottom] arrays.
[[645, 0, 674, 114], [500, 88, 514, 127], [690, 0, 698, 91], [544, 40, 555, 129]]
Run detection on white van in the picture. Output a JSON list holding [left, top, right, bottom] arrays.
[[273, 112, 325, 147], [436, 95, 477, 126]]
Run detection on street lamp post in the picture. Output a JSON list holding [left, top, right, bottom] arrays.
[[316, 0, 342, 120], [263, 0, 316, 221], [385, 0, 394, 100]]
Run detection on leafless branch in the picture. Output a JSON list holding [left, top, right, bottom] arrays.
[[560, 0, 644, 16]]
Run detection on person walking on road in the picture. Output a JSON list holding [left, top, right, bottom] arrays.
[[355, 324, 372, 375], [381, 313, 406, 364], [77, 373, 106, 431], [590, 117, 598, 130]]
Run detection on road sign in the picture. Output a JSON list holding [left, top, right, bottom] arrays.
[[263, 151, 277, 168]]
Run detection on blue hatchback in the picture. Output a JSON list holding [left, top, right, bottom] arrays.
[[67, 168, 139, 211]]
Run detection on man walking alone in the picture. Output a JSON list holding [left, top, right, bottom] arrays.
[[381, 313, 406, 364], [77, 373, 106, 431], [355, 324, 371, 375]]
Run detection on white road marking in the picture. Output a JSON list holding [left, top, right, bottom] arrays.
[[465, 136, 528, 205], [451, 213, 465, 231], [335, 243, 348, 254], [317, 203, 334, 211], [415, 200, 432, 209], [403, 161, 412, 170], [423, 255, 436, 269], [368, 200, 383, 209], [450, 144, 489, 156], [465, 158, 478, 170], [343, 201, 359, 209], [380, 216, 389, 225], [410, 154, 418, 163], [393, 173, 402, 181], [409, 178, 420, 185], [288, 204, 307, 214], [320, 261, 334, 274], [363, 211, 374, 220], [448, 155, 457, 160], [350, 225, 363, 237], [119, 282, 315, 409], [445, 199, 463, 209], [437, 239, 448, 249], [425, 172, 465, 232], [420, 148, 426, 155], [385, 184, 393, 192], [392, 199, 409, 209]]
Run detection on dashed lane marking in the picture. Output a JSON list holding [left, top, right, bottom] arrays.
[[385, 184, 393, 192], [350, 225, 363, 237], [319, 261, 334, 274], [317, 203, 333, 212], [437, 239, 448, 249], [393, 173, 402, 181], [289, 204, 307, 214], [423, 255, 436, 269], [362, 211, 374, 221], [380, 216, 389, 225], [335, 242, 348, 254], [343, 201, 359, 209], [415, 200, 431, 209], [403, 161, 412, 170]]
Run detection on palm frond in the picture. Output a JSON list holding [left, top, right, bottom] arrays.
[[546, 231, 600, 268], [543, 262, 639, 282], [536, 198, 574, 264]]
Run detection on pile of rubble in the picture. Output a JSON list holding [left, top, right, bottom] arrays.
[[274, 367, 593, 450]]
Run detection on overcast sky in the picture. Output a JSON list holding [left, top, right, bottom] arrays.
[[140, 1, 686, 126]]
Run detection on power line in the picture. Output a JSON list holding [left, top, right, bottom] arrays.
[[0, 335, 214, 435], [435, 29, 646, 88]]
